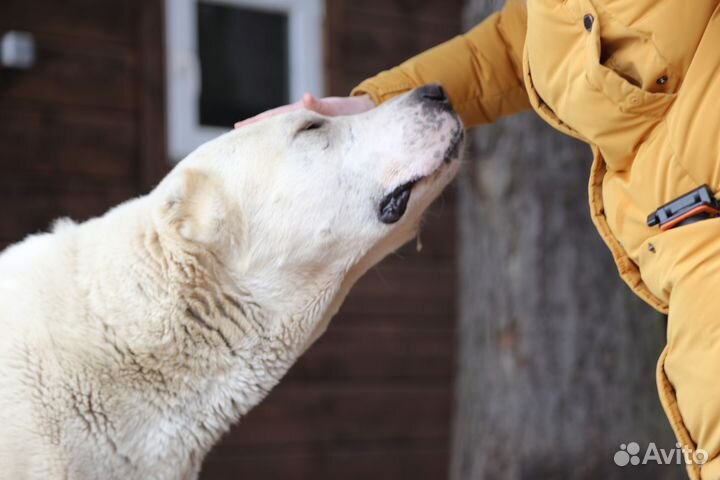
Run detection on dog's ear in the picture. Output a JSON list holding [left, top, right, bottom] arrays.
[[153, 168, 226, 245]]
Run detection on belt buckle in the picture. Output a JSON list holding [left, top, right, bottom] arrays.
[[647, 185, 720, 231]]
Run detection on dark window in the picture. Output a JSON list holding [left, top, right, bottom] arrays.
[[197, 2, 289, 127]]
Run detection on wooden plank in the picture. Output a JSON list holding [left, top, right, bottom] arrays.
[[221, 384, 451, 447], [137, 0, 170, 191], [0, 0, 136, 44], [286, 326, 454, 382], [201, 445, 448, 480], [352, 263, 455, 298], [0, 180, 135, 242], [0, 33, 136, 110], [336, 263, 457, 318], [0, 190, 54, 241], [327, 12, 460, 83], [0, 107, 136, 179], [333, 0, 463, 25], [327, 68, 369, 98], [332, 311, 455, 331], [339, 295, 455, 318], [54, 184, 138, 221]]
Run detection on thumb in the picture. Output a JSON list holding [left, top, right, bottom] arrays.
[[302, 93, 329, 115]]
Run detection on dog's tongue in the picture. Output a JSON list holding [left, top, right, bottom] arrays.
[[378, 182, 413, 224]]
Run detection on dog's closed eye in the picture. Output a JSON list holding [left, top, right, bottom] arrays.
[[295, 119, 327, 137]]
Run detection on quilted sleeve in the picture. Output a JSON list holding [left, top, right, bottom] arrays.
[[351, 0, 531, 127]]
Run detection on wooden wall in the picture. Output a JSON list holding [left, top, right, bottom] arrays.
[[0, 0, 166, 250], [326, 0, 462, 96], [0, 0, 462, 478]]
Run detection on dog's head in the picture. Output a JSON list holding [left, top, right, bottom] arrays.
[[153, 84, 463, 344]]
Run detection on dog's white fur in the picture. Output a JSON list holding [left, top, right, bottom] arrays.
[[0, 88, 462, 479]]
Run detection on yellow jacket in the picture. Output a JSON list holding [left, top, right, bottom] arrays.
[[353, 1, 720, 478]]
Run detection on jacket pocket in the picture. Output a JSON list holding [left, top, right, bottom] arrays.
[[583, 2, 675, 116]]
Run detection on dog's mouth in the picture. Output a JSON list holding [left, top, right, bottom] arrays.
[[378, 179, 417, 224], [378, 125, 463, 225]]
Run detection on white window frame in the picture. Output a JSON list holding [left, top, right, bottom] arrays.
[[165, 0, 324, 161]]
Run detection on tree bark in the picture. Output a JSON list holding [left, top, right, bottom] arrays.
[[450, 2, 680, 478]]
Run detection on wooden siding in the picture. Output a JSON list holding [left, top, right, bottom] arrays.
[[0, 0, 166, 249]]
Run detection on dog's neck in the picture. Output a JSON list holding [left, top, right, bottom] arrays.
[[66, 202, 346, 470]]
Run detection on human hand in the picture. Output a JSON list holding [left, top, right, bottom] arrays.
[[234, 93, 374, 129]]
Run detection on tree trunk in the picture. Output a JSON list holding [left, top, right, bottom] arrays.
[[450, 2, 681, 478]]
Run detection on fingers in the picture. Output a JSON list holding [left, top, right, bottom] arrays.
[[234, 92, 339, 129], [309, 94, 375, 116], [234, 101, 303, 129], [302, 92, 315, 109], [303, 93, 328, 115]]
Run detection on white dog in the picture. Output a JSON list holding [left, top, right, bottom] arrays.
[[0, 84, 463, 479]]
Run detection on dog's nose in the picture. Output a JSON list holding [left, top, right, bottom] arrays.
[[418, 83, 449, 104]]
